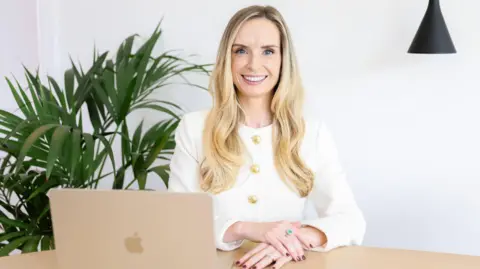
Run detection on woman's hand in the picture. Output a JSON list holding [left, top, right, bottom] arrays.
[[234, 221, 306, 261], [235, 243, 294, 269], [295, 225, 328, 250]]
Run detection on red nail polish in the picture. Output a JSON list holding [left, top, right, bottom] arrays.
[[309, 244, 313, 248], [302, 255, 306, 260], [286, 253, 290, 256]]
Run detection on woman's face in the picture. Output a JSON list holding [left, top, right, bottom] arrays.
[[231, 18, 282, 99]]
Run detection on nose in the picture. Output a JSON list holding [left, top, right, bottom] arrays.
[[247, 53, 261, 72]]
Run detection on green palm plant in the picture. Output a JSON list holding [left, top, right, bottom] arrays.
[[0, 22, 210, 256]]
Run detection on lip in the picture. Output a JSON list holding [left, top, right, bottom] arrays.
[[241, 75, 267, 85]]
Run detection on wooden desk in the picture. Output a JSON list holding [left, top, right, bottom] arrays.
[[219, 244, 480, 268], [1, 246, 479, 269]]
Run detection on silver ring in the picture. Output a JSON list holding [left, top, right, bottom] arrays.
[[266, 253, 276, 261]]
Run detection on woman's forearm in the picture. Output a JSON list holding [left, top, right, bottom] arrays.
[[223, 221, 266, 243]]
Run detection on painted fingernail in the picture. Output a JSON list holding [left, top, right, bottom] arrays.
[[302, 255, 306, 260], [297, 257, 301, 261], [286, 253, 290, 256], [271, 261, 276, 265], [252, 266, 256, 269], [309, 244, 313, 248], [235, 261, 240, 265], [242, 265, 246, 268]]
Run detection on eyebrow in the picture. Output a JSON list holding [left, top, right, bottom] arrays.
[[232, 43, 280, 49]]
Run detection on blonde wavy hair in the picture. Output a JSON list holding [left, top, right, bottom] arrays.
[[200, 5, 315, 197]]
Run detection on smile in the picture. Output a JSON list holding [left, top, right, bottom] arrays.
[[242, 75, 267, 85]]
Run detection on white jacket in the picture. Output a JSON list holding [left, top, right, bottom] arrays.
[[167, 109, 366, 252]]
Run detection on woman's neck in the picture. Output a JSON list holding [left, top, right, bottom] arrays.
[[239, 96, 273, 128]]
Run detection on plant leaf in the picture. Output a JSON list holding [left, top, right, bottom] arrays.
[[83, 133, 95, 181], [26, 178, 62, 203], [48, 76, 68, 112], [136, 170, 147, 190], [5, 77, 30, 118], [46, 126, 71, 178], [70, 129, 81, 182], [22, 236, 41, 253], [0, 235, 35, 256], [64, 69, 74, 107], [40, 235, 51, 251], [16, 124, 59, 172], [0, 217, 29, 229], [14, 77, 36, 117], [86, 96, 102, 134], [131, 120, 143, 154], [94, 134, 116, 177], [149, 164, 170, 188], [0, 231, 25, 244], [113, 165, 126, 190], [144, 119, 178, 167], [121, 122, 131, 165]]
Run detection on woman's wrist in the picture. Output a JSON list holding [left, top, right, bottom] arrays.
[[224, 221, 253, 241], [232, 221, 246, 239], [230, 221, 266, 242], [233, 221, 257, 241], [300, 226, 328, 247]]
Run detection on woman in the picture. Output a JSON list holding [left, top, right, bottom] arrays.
[[168, 5, 366, 269]]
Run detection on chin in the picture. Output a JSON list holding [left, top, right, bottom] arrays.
[[238, 86, 273, 98]]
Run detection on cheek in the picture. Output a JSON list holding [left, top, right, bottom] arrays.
[[267, 58, 282, 77], [231, 57, 246, 74]]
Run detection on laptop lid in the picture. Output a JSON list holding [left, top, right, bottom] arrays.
[[48, 188, 218, 269], [0, 250, 57, 269]]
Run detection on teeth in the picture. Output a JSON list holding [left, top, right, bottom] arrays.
[[244, 76, 266, 82]]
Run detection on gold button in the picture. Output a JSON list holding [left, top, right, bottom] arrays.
[[251, 135, 261, 144], [250, 164, 260, 174], [248, 195, 258, 204]]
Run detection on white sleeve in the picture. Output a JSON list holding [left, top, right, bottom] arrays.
[[301, 121, 366, 252], [167, 114, 244, 251]]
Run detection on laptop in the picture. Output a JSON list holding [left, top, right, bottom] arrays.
[[0, 250, 58, 269], [48, 188, 223, 269]]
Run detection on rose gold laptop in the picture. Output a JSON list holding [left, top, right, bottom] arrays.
[[0, 250, 57, 269], [48, 188, 221, 269]]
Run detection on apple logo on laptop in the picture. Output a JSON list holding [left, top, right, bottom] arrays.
[[124, 232, 143, 254]]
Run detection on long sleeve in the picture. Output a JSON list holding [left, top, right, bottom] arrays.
[[167, 114, 244, 251], [301, 121, 366, 252]]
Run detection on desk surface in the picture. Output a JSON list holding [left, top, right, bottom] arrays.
[[218, 242, 480, 269], [1, 245, 479, 269]]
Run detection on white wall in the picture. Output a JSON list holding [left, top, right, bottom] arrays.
[[2, 0, 480, 257], [0, 0, 39, 111], [0, 0, 40, 255]]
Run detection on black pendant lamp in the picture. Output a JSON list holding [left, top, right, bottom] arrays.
[[408, 0, 456, 54]]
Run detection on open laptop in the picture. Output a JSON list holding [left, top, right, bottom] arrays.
[[48, 188, 226, 269]]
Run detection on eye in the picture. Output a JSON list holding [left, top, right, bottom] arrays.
[[263, 49, 274, 55], [234, 48, 247, 54]]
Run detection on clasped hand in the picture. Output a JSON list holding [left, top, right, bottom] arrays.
[[235, 221, 324, 269]]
